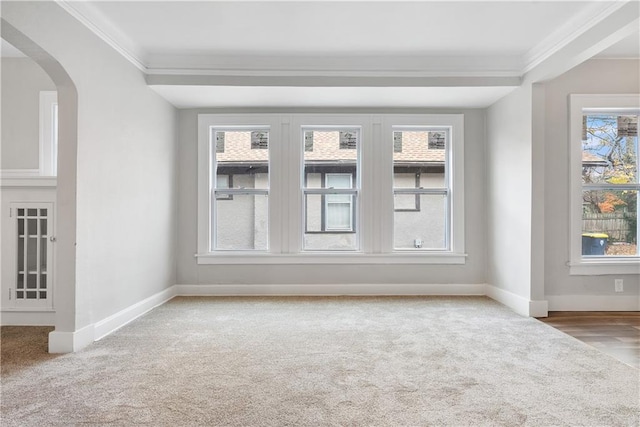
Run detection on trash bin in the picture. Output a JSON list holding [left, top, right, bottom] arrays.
[[582, 233, 608, 255]]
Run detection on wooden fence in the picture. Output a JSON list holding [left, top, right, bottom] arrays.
[[583, 212, 636, 242]]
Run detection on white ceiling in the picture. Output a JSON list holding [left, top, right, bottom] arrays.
[[8, 1, 640, 108], [84, 1, 588, 58]]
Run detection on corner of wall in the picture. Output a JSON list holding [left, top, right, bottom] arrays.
[[48, 285, 178, 353], [48, 324, 94, 353], [486, 284, 548, 317]]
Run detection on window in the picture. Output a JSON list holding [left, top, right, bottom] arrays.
[[197, 114, 465, 264], [325, 174, 354, 231], [392, 129, 448, 250], [569, 95, 640, 275], [303, 129, 360, 251], [210, 127, 270, 251]]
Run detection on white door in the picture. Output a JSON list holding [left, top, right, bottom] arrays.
[[2, 202, 54, 310]]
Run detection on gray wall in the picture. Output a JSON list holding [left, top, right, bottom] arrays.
[[485, 85, 533, 300], [543, 58, 640, 297], [1, 57, 55, 170], [3, 1, 179, 326], [177, 108, 487, 285]]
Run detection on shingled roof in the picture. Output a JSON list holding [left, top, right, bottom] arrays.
[[582, 151, 609, 166], [215, 130, 446, 164]]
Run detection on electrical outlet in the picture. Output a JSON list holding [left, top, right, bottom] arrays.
[[614, 279, 624, 293]]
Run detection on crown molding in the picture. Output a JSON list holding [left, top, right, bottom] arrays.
[[522, 1, 630, 74], [144, 54, 522, 79], [56, 0, 147, 72], [144, 67, 523, 79]]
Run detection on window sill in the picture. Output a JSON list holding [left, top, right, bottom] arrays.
[[569, 258, 640, 275], [196, 252, 467, 265], [0, 176, 57, 188]]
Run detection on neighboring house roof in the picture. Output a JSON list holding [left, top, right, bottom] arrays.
[[582, 152, 609, 167], [216, 130, 446, 164], [394, 131, 445, 163]]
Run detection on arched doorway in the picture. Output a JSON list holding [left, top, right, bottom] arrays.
[[1, 19, 79, 353]]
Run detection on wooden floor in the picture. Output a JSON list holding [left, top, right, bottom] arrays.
[[539, 312, 640, 369]]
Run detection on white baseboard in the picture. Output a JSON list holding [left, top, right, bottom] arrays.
[[547, 295, 640, 311], [94, 286, 178, 340], [47, 286, 177, 353], [485, 284, 549, 317], [48, 323, 94, 353], [176, 283, 486, 296], [0, 310, 55, 326]]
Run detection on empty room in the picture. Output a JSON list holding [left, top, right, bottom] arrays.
[[1, 1, 639, 425]]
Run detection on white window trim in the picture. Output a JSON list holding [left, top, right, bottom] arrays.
[[568, 94, 640, 275], [197, 113, 466, 265], [39, 91, 58, 176]]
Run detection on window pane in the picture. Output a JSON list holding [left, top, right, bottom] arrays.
[[393, 130, 447, 186], [27, 238, 37, 272], [325, 174, 353, 231], [326, 202, 351, 230], [326, 173, 351, 189], [394, 194, 447, 250], [305, 193, 355, 233], [304, 194, 356, 251], [27, 274, 37, 289], [304, 130, 358, 184], [303, 130, 359, 251], [395, 193, 419, 211], [215, 130, 269, 189], [582, 190, 638, 256], [212, 129, 269, 251], [217, 174, 229, 188], [305, 194, 323, 232], [393, 128, 449, 250], [215, 194, 268, 250], [582, 115, 637, 184]]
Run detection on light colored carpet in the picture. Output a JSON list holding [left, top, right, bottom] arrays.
[[1, 296, 639, 426]]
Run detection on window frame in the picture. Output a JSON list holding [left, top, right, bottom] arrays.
[[296, 120, 365, 253], [197, 113, 466, 264], [211, 127, 271, 252], [569, 94, 640, 275], [383, 116, 465, 257], [197, 115, 283, 255], [391, 127, 451, 250]]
